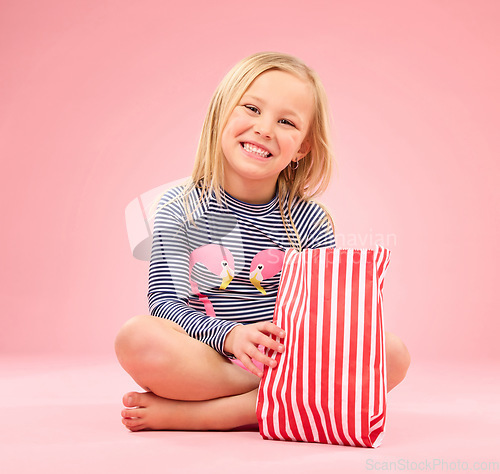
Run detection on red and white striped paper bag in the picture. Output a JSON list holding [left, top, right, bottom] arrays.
[[256, 245, 391, 448]]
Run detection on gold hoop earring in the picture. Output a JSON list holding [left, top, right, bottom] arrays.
[[290, 160, 299, 170]]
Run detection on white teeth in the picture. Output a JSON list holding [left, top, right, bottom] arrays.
[[243, 143, 271, 157]]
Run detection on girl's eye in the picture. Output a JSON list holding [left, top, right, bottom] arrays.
[[279, 119, 296, 127], [244, 105, 259, 114]]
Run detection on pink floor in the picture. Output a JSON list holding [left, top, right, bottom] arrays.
[[2, 355, 498, 474]]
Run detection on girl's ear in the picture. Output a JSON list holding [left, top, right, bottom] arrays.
[[296, 138, 311, 161]]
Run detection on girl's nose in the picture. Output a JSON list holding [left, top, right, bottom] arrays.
[[254, 118, 274, 138]]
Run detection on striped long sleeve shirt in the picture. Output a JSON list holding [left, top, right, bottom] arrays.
[[147, 185, 336, 358]]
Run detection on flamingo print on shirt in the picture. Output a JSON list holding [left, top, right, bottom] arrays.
[[249, 249, 285, 295], [189, 244, 235, 316], [189, 245, 285, 316]]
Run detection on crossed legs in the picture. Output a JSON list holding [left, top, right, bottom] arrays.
[[115, 315, 410, 431], [115, 315, 262, 431]]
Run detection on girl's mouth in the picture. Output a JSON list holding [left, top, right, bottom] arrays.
[[240, 142, 272, 158]]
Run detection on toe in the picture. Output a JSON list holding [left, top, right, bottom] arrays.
[[121, 408, 145, 419], [122, 391, 144, 408], [122, 417, 146, 432]]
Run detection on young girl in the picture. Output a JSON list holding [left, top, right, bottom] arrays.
[[115, 52, 410, 432]]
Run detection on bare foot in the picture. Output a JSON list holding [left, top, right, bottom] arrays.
[[121, 389, 259, 432], [121, 391, 205, 431]]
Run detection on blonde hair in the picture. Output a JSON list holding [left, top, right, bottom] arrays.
[[166, 52, 335, 249]]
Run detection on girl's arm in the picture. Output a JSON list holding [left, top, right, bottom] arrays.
[[147, 190, 242, 358]]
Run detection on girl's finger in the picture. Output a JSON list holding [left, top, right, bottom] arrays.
[[238, 353, 264, 378], [248, 346, 278, 370], [257, 321, 285, 339], [266, 322, 286, 339], [263, 334, 285, 354], [253, 332, 285, 354]]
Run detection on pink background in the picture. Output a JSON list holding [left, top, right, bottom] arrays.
[[1, 0, 499, 368], [1, 2, 499, 472]]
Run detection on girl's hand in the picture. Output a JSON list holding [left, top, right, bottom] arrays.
[[224, 322, 286, 377]]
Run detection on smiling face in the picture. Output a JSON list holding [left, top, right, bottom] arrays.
[[220, 69, 314, 204]]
